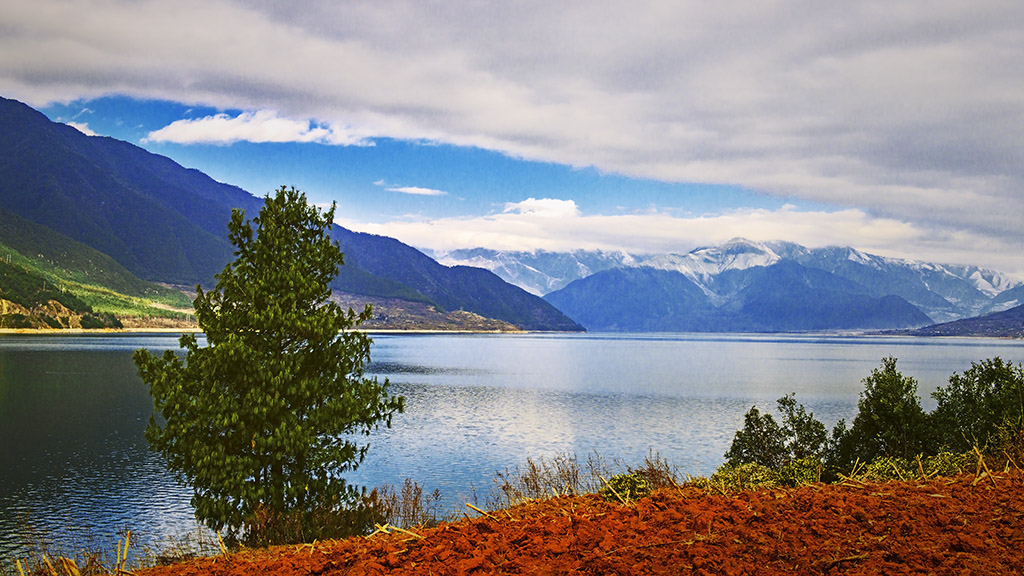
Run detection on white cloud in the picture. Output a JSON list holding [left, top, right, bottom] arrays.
[[373, 179, 447, 196], [386, 186, 447, 196], [339, 201, 1024, 279], [503, 198, 580, 218], [143, 110, 372, 146], [65, 121, 96, 136]]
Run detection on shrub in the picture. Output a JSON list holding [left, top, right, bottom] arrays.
[[856, 456, 916, 481], [724, 405, 788, 469], [374, 478, 444, 529], [777, 394, 828, 461], [1, 313, 32, 328], [81, 312, 122, 329], [241, 490, 385, 547], [708, 462, 780, 491], [932, 357, 1024, 454], [628, 451, 680, 491], [600, 472, 651, 502], [778, 457, 822, 487], [922, 451, 976, 478]]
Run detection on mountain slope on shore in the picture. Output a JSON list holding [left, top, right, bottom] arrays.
[[903, 303, 1024, 338], [0, 96, 581, 331]]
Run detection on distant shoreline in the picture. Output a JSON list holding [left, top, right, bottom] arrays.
[[0, 327, 202, 335], [1, 327, 1018, 339], [0, 327, 527, 336]]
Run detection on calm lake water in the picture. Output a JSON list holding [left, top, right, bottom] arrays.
[[3, 332, 1024, 559]]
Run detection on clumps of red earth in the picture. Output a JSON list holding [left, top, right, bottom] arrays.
[[139, 471, 1024, 575]]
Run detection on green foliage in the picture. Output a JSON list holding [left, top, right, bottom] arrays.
[[778, 457, 822, 487], [922, 451, 976, 478], [1, 236, 186, 326], [719, 356, 1024, 488], [134, 186, 404, 545], [837, 357, 934, 467], [776, 393, 828, 460], [600, 472, 651, 502], [708, 462, 780, 491], [824, 418, 852, 473], [725, 394, 827, 470], [80, 312, 123, 329], [0, 313, 31, 328], [0, 208, 192, 305], [0, 258, 89, 310], [724, 405, 787, 469], [931, 357, 1024, 453], [856, 456, 916, 481]]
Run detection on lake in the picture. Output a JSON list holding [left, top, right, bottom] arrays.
[[2, 331, 1024, 560]]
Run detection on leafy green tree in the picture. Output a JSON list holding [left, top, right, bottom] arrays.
[[725, 393, 826, 471], [724, 405, 788, 469], [839, 356, 933, 464], [776, 393, 827, 460], [931, 357, 1024, 452], [134, 186, 403, 543]]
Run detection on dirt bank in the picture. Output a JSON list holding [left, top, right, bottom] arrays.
[[139, 471, 1024, 575]]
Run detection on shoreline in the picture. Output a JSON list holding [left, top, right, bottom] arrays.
[[0, 327, 531, 336], [1, 327, 1021, 339]]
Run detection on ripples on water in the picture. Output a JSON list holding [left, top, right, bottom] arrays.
[[0, 345, 201, 559], [3, 332, 1024, 560]]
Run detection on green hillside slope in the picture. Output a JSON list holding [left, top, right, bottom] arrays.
[[0, 208, 194, 328]]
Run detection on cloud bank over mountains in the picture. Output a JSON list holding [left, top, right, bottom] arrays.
[[341, 199, 1015, 277]]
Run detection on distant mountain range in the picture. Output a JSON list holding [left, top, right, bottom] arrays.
[[434, 239, 1023, 333], [427, 248, 637, 296], [0, 96, 581, 332]]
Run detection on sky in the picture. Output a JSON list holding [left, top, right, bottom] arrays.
[[2, 1, 1023, 277]]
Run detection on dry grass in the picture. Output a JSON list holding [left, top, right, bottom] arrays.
[[371, 478, 446, 529], [488, 450, 681, 509]]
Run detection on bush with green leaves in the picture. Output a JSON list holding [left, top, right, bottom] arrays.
[[778, 457, 823, 487], [922, 451, 976, 478], [719, 356, 1024, 487], [134, 187, 404, 545], [931, 357, 1024, 454], [708, 462, 780, 491], [833, 357, 934, 469], [725, 393, 827, 470], [600, 472, 651, 502], [855, 456, 916, 481], [724, 405, 787, 469]]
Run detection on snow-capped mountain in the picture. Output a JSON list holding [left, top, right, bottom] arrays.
[[424, 248, 637, 296], [429, 239, 1022, 326]]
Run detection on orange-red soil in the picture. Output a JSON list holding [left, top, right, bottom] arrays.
[[139, 472, 1024, 575]]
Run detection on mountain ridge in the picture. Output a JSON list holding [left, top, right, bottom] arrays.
[[544, 260, 933, 333], [901, 303, 1024, 339], [434, 238, 1020, 325], [0, 96, 581, 332]]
